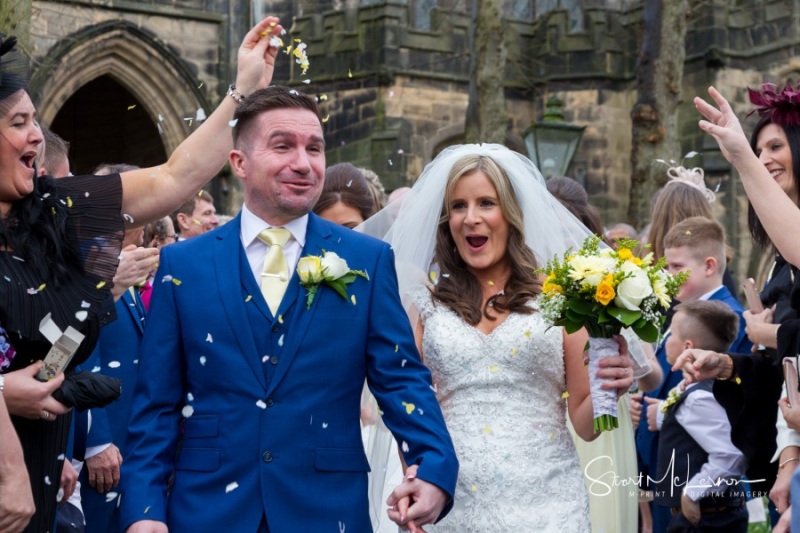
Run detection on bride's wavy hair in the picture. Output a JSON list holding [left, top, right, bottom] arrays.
[[431, 154, 542, 325]]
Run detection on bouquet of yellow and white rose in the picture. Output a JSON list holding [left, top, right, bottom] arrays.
[[537, 235, 687, 432]]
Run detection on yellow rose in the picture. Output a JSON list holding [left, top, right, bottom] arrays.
[[617, 248, 633, 261], [297, 256, 324, 284], [594, 274, 616, 306], [543, 274, 563, 295]]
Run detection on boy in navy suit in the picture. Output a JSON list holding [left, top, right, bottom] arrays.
[[654, 299, 747, 531]]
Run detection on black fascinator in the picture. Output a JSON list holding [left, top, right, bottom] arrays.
[[0, 34, 30, 114]]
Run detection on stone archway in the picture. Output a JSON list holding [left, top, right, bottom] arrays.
[[29, 20, 210, 160]]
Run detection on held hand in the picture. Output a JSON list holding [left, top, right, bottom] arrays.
[[111, 245, 159, 300], [629, 392, 643, 427], [86, 443, 123, 493], [596, 335, 634, 398], [743, 307, 778, 351], [680, 492, 701, 526], [3, 362, 70, 419], [234, 17, 284, 96], [59, 459, 79, 503], [643, 397, 661, 432], [671, 349, 728, 384], [694, 86, 752, 165], [125, 520, 168, 533], [770, 454, 798, 514], [387, 464, 448, 533], [772, 504, 791, 533]]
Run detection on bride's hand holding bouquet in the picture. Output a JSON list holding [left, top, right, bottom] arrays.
[[537, 236, 687, 432]]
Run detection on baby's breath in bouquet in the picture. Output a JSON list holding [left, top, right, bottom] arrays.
[[537, 236, 687, 432]]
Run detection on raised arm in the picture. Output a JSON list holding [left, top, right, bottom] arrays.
[[695, 86, 800, 266], [119, 16, 283, 225]]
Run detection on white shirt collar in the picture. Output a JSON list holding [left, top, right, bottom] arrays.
[[240, 203, 308, 248], [698, 285, 724, 301]]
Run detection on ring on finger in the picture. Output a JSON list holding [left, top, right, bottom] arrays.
[[40, 410, 51, 420]]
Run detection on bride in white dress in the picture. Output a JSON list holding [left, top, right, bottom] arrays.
[[361, 145, 635, 532]]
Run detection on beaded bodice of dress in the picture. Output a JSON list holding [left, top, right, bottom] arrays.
[[413, 288, 591, 532]]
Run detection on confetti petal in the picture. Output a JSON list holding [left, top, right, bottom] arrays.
[[199, 356, 207, 366], [278, 334, 285, 346], [181, 405, 194, 418], [105, 492, 118, 503], [108, 361, 121, 369], [256, 399, 267, 409], [206, 333, 213, 343], [187, 393, 194, 402], [225, 482, 239, 493], [402, 402, 415, 415]]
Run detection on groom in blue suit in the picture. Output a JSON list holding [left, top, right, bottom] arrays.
[[120, 86, 458, 533]]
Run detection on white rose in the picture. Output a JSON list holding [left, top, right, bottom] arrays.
[[321, 252, 350, 280], [614, 262, 653, 311], [568, 255, 614, 286]]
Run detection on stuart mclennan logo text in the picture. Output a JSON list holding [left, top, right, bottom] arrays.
[[583, 451, 767, 498]]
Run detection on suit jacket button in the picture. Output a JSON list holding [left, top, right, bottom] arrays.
[[265, 397, 274, 407], [262, 451, 273, 462], [270, 356, 279, 365], [272, 325, 280, 332]]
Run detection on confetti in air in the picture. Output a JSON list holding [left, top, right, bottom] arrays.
[[81, 301, 91, 308], [401, 359, 407, 367], [127, 105, 136, 111], [108, 361, 121, 369], [278, 315, 284, 324], [322, 422, 328, 428], [402, 402, 415, 415], [394, 345, 399, 352], [196, 108, 207, 121], [106, 492, 118, 503], [348, 69, 353, 78], [96, 281, 106, 289], [278, 334, 285, 347], [228, 119, 238, 128], [256, 399, 267, 409], [199, 356, 207, 366], [187, 393, 194, 402], [262, 355, 269, 363], [401, 441, 409, 452], [225, 482, 239, 493], [56, 488, 64, 502], [45, 476, 52, 485], [489, 364, 499, 373], [181, 405, 194, 418], [322, 114, 330, 123], [350, 295, 357, 305], [302, 79, 311, 84], [561, 391, 570, 399], [123, 214, 135, 223], [206, 333, 213, 343]]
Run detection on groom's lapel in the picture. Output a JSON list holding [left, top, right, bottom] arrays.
[[213, 214, 267, 390], [266, 214, 333, 396]]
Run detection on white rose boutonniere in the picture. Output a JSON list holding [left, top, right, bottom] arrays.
[[297, 251, 368, 309]]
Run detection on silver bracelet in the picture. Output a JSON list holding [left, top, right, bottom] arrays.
[[227, 84, 246, 104], [0, 373, 4, 395]]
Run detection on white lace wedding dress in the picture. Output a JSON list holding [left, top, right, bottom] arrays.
[[414, 289, 591, 532]]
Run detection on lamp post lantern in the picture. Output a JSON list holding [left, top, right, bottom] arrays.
[[523, 97, 586, 179]]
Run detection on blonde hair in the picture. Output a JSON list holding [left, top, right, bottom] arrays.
[[663, 216, 727, 271], [648, 183, 715, 261]]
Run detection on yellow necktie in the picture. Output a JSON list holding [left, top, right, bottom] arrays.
[[258, 228, 292, 315]]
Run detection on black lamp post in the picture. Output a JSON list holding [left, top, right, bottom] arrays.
[[523, 97, 586, 179]]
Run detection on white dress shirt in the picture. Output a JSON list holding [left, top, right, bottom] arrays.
[[240, 203, 308, 285], [672, 380, 747, 501]]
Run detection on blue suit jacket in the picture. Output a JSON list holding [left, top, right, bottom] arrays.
[[120, 213, 458, 532], [84, 288, 146, 451], [635, 286, 752, 471]]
